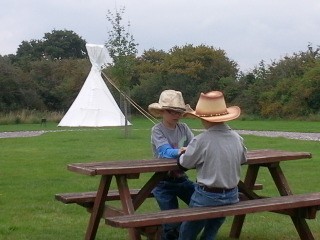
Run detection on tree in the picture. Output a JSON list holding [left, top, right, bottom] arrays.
[[241, 44, 320, 118], [0, 56, 44, 111], [301, 64, 320, 113], [105, 6, 138, 90], [29, 59, 90, 111], [130, 45, 239, 111], [105, 6, 139, 136], [15, 29, 87, 62], [42, 30, 87, 60], [165, 44, 238, 105], [16, 40, 43, 61]]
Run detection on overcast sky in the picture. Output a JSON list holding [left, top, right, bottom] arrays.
[[1, 0, 319, 72]]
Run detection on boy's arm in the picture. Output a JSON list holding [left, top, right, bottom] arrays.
[[157, 144, 180, 159], [177, 156, 189, 171], [178, 138, 201, 169]]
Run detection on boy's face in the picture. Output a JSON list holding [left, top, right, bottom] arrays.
[[162, 109, 183, 124]]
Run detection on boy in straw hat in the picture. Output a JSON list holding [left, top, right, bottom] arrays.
[[178, 91, 247, 240], [148, 89, 195, 240]]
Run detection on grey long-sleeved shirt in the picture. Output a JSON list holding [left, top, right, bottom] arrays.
[[179, 123, 247, 189]]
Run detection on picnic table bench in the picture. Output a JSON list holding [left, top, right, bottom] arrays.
[[56, 149, 319, 240], [106, 192, 320, 240], [55, 187, 263, 207]]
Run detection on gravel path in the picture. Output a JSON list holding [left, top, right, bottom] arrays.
[[0, 129, 319, 141], [0, 131, 46, 138], [236, 130, 320, 141]]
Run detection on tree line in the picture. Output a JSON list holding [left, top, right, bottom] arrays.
[[0, 28, 319, 119]]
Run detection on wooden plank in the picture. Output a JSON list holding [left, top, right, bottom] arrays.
[[106, 192, 320, 228], [67, 164, 97, 176], [85, 175, 111, 240], [245, 149, 312, 165], [55, 189, 154, 204], [116, 175, 142, 240], [55, 191, 97, 204], [252, 183, 263, 190], [67, 159, 178, 176]]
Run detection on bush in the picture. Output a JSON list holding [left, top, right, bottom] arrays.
[[0, 110, 64, 124]]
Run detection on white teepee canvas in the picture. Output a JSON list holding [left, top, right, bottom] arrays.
[[58, 44, 131, 127]]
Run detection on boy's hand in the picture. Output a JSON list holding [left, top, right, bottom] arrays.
[[179, 147, 187, 155]]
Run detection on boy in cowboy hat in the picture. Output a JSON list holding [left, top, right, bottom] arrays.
[[148, 89, 195, 240], [178, 91, 247, 240]]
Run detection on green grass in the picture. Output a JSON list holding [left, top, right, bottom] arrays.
[[0, 116, 319, 132], [0, 118, 319, 239]]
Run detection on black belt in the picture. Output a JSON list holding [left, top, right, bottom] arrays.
[[201, 185, 235, 193]]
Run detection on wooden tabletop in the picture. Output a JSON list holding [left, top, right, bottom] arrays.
[[67, 149, 312, 176], [67, 158, 177, 176], [245, 149, 312, 165]]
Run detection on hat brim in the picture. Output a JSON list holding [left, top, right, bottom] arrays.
[[183, 106, 240, 122], [148, 103, 191, 118]]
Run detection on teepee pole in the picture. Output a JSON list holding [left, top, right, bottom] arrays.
[[123, 90, 129, 138]]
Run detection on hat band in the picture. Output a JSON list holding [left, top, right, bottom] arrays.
[[163, 106, 186, 111], [198, 111, 228, 117]]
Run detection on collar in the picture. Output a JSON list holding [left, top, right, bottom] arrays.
[[207, 123, 231, 131]]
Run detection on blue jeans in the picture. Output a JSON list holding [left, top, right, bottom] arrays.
[[152, 177, 195, 240], [178, 184, 239, 240]]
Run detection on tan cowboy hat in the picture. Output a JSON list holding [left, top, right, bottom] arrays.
[[148, 90, 191, 117], [184, 91, 240, 122]]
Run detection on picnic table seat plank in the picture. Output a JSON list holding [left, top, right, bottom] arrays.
[[55, 189, 154, 205], [106, 192, 320, 228], [55, 191, 97, 204], [55, 185, 262, 206]]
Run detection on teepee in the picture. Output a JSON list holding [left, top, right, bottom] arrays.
[[58, 44, 131, 127]]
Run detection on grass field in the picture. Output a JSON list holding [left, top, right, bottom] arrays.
[[0, 117, 319, 240]]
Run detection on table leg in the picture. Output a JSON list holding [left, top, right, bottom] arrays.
[[85, 175, 112, 240], [292, 217, 315, 240], [268, 164, 315, 240], [133, 172, 167, 209], [230, 165, 260, 238], [268, 163, 292, 195], [116, 175, 141, 240]]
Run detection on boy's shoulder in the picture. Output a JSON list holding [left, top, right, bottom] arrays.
[[178, 122, 193, 131], [178, 122, 188, 127], [151, 122, 162, 131]]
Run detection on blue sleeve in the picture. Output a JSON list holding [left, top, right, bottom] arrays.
[[157, 144, 180, 159]]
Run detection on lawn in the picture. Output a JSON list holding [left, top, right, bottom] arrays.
[[0, 117, 319, 239]]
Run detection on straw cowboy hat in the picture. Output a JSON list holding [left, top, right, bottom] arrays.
[[184, 91, 240, 122], [148, 90, 192, 117]]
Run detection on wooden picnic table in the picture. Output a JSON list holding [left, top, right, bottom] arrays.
[[66, 149, 313, 240]]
